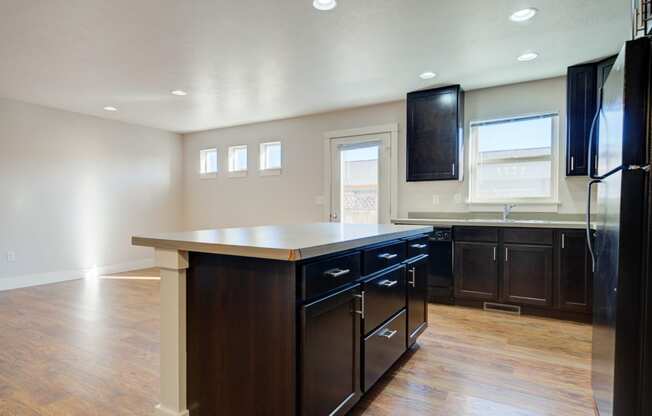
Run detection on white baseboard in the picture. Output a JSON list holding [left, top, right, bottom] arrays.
[[155, 404, 189, 416], [0, 258, 156, 292]]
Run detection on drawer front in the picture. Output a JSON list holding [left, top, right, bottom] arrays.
[[405, 236, 429, 259], [363, 309, 407, 392], [363, 266, 406, 334], [301, 252, 361, 300], [503, 228, 553, 245], [454, 227, 498, 242], [363, 241, 406, 275]]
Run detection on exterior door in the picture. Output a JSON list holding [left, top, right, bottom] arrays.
[[328, 133, 390, 224]]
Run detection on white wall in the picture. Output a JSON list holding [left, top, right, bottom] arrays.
[[0, 98, 183, 289], [183, 76, 590, 230]]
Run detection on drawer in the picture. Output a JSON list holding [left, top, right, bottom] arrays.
[[363, 265, 406, 334], [405, 236, 429, 259], [363, 309, 407, 392], [453, 227, 498, 242], [503, 228, 553, 245], [363, 241, 406, 275], [301, 252, 361, 300]]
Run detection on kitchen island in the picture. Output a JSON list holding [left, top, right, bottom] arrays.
[[133, 223, 432, 416]]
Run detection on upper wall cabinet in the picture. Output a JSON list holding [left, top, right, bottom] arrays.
[[566, 63, 597, 176], [566, 55, 617, 177], [406, 85, 464, 181]]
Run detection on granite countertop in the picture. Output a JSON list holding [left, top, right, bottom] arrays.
[[391, 212, 588, 229], [132, 223, 432, 261]]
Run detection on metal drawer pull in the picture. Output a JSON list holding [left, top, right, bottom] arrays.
[[378, 253, 398, 260], [561, 233, 565, 249], [493, 246, 496, 262], [324, 268, 350, 278], [408, 268, 416, 287], [379, 328, 398, 339], [353, 291, 365, 319], [379, 279, 398, 287], [410, 243, 427, 249]]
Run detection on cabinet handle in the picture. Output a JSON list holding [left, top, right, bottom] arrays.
[[493, 246, 496, 262], [379, 279, 398, 288], [353, 291, 365, 319], [570, 156, 575, 171], [324, 268, 350, 278], [378, 253, 398, 260], [505, 247, 509, 262], [410, 243, 427, 249], [408, 268, 416, 287], [379, 328, 398, 339], [561, 233, 565, 249], [452, 163, 456, 176]]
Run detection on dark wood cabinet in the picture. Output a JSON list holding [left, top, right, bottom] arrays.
[[363, 309, 407, 392], [406, 255, 428, 347], [567, 63, 597, 176], [502, 244, 553, 307], [363, 265, 406, 334], [556, 230, 592, 313], [406, 85, 464, 181], [454, 241, 498, 301], [300, 284, 361, 416], [591, 55, 618, 176]]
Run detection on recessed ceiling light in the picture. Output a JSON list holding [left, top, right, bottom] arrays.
[[103, 106, 118, 112], [313, 0, 336, 11], [517, 52, 539, 62], [170, 90, 188, 96], [419, 71, 437, 80], [510, 8, 537, 22]]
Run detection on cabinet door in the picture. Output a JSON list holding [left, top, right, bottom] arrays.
[[406, 85, 463, 181], [556, 230, 592, 313], [503, 244, 553, 306], [592, 56, 617, 176], [454, 242, 498, 301], [300, 285, 361, 416], [566, 63, 597, 176], [406, 255, 428, 347]]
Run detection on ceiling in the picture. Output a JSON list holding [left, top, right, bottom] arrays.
[[0, 0, 630, 133]]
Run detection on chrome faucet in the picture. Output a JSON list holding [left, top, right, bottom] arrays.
[[503, 204, 516, 221]]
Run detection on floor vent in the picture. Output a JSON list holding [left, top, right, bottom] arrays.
[[483, 302, 521, 315]]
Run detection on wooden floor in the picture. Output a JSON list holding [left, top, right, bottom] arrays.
[[0, 269, 594, 416]]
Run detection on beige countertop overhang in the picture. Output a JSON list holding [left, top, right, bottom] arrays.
[[132, 223, 432, 261], [391, 217, 587, 229]]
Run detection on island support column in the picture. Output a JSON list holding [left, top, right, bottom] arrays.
[[155, 249, 189, 416]]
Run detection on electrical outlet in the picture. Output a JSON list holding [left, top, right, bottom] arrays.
[[432, 195, 440, 205], [6, 251, 16, 262], [454, 193, 462, 203]]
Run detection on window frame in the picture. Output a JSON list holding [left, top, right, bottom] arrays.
[[227, 144, 248, 178], [199, 147, 218, 178], [259, 140, 282, 175], [467, 112, 560, 206]]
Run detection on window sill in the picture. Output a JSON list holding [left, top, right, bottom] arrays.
[[228, 170, 248, 178], [200, 173, 217, 179], [259, 168, 282, 176], [466, 200, 561, 213]]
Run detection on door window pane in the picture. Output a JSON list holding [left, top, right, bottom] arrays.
[[340, 144, 379, 224]]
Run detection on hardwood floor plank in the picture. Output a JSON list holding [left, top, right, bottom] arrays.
[[0, 269, 593, 415]]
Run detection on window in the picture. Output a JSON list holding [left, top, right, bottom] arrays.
[[199, 148, 218, 177], [468, 113, 558, 203], [228, 145, 248, 177], [259, 141, 282, 174]]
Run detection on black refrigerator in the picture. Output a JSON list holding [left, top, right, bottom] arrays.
[[589, 36, 652, 416]]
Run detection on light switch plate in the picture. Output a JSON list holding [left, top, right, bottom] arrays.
[[432, 195, 440, 205], [6, 251, 16, 262]]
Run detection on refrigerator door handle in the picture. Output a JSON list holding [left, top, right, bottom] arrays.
[[588, 88, 603, 179], [587, 179, 602, 272]]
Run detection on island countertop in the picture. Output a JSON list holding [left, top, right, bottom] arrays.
[[132, 223, 432, 261]]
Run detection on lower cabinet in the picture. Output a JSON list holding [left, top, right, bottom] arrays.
[[454, 242, 499, 301], [406, 255, 428, 347], [556, 230, 592, 313], [502, 244, 553, 306], [363, 309, 406, 392], [300, 284, 361, 416]]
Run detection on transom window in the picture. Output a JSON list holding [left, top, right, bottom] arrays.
[[259, 141, 282, 172], [468, 113, 558, 203], [199, 148, 218, 177], [228, 145, 248, 174]]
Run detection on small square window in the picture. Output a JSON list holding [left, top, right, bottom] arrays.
[[259, 141, 282, 174], [200, 148, 218, 177], [228, 145, 248, 177]]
